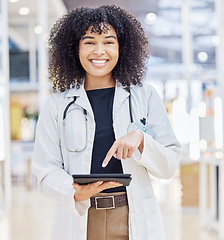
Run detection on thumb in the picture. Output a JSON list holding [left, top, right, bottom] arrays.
[[72, 183, 81, 191]]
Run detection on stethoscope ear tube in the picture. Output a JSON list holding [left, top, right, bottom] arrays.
[[63, 97, 77, 120], [128, 91, 134, 123]]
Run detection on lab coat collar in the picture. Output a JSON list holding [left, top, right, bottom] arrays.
[[65, 81, 130, 116], [65, 83, 85, 98], [113, 81, 130, 114], [65, 83, 93, 116]]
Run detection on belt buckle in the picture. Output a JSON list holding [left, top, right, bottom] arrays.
[[95, 196, 115, 210]]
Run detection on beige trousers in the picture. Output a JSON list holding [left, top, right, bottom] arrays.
[[87, 192, 129, 240]]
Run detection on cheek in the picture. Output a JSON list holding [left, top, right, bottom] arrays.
[[115, 46, 119, 60], [78, 49, 87, 66], [114, 50, 119, 64]]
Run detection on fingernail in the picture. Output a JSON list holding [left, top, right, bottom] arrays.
[[98, 181, 103, 185], [102, 162, 107, 167]]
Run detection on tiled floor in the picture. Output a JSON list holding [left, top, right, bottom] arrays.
[[0, 177, 218, 240]]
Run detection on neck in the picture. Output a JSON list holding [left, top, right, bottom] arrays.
[[84, 75, 115, 91]]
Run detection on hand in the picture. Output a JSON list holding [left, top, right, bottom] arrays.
[[102, 130, 144, 168], [73, 181, 123, 202]]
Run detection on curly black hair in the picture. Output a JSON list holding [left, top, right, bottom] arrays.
[[48, 5, 149, 92]]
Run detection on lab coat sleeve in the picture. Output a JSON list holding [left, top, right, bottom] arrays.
[[133, 86, 182, 179], [32, 95, 90, 216]]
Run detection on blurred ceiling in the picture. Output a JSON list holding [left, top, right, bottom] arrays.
[[8, 0, 67, 51], [63, 0, 216, 80], [8, 0, 66, 20], [62, 0, 159, 16], [8, 0, 216, 81]]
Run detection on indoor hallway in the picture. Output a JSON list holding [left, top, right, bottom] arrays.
[[0, 176, 218, 240]]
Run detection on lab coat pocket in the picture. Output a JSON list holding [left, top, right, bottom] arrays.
[[63, 107, 87, 152], [143, 198, 165, 240]]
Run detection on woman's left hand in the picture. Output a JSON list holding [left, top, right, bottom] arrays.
[[102, 130, 144, 167]]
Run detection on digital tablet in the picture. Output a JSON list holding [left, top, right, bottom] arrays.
[[72, 173, 132, 186]]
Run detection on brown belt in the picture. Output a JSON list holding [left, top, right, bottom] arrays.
[[90, 194, 128, 210]]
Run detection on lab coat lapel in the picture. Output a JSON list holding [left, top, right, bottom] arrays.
[[66, 82, 130, 120], [65, 84, 93, 117], [113, 84, 133, 174], [113, 83, 130, 122]]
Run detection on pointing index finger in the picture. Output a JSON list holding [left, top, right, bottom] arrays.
[[102, 144, 118, 168]]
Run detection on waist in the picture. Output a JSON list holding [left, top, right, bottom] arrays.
[[90, 192, 128, 210]]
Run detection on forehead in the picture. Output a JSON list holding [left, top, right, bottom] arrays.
[[83, 24, 117, 37]]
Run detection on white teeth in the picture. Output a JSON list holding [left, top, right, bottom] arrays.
[[91, 60, 107, 64]]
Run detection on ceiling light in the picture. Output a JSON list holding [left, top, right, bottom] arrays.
[[34, 26, 43, 34], [197, 52, 208, 62], [19, 7, 30, 16], [145, 13, 157, 25]]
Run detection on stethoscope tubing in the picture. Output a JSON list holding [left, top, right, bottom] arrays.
[[63, 91, 134, 152], [63, 92, 133, 122]]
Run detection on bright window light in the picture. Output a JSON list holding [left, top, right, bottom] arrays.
[[214, 97, 223, 149], [199, 139, 207, 152], [19, 7, 30, 15], [189, 108, 200, 160], [9, 0, 19, 2], [215, 151, 223, 159], [212, 35, 220, 46], [0, 105, 5, 161], [198, 101, 206, 118], [173, 98, 190, 144]]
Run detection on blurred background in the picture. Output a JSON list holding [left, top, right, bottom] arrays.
[[0, 0, 224, 239]]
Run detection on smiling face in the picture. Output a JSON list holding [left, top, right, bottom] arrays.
[[79, 25, 119, 88]]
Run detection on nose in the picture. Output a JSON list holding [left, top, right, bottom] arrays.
[[93, 44, 105, 55]]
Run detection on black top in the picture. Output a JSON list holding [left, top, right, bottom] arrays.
[[86, 87, 126, 193]]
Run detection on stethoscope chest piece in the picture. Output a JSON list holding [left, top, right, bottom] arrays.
[[127, 120, 151, 135]]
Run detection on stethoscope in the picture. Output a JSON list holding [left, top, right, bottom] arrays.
[[63, 92, 149, 152]]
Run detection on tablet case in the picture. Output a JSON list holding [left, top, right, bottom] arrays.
[[72, 173, 132, 186]]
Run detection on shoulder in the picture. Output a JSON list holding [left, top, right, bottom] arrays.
[[40, 90, 69, 116], [43, 90, 68, 106], [131, 82, 160, 99]]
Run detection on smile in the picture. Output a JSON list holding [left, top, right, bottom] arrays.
[[90, 59, 109, 67]]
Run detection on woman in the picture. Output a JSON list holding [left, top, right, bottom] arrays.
[[32, 5, 182, 240]]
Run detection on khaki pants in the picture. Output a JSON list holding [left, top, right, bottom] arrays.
[[87, 192, 129, 240]]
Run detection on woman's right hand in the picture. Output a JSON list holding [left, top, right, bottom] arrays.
[[72, 181, 123, 202]]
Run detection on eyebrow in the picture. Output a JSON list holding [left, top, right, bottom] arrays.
[[81, 35, 117, 40], [105, 36, 117, 39], [81, 36, 94, 40]]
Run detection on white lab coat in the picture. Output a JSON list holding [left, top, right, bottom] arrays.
[[32, 82, 182, 240]]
